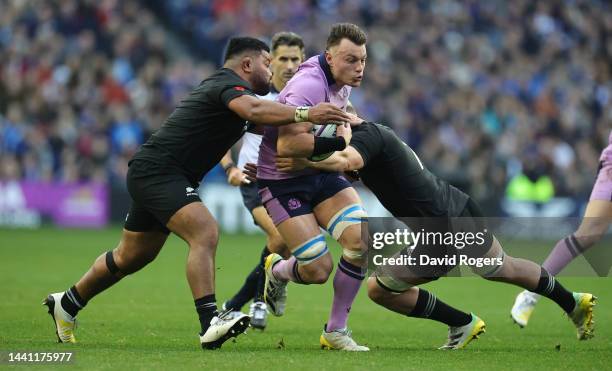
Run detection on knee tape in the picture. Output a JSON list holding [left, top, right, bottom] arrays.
[[292, 235, 328, 265], [343, 247, 367, 260], [375, 272, 413, 294], [471, 249, 506, 277], [326, 204, 367, 240], [105, 250, 121, 275]]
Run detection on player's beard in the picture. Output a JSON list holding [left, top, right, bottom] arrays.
[[252, 73, 271, 96]]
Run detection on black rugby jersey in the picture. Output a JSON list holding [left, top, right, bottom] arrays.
[[131, 68, 255, 182], [350, 122, 469, 217]]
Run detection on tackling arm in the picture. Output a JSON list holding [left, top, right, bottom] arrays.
[[311, 146, 364, 171], [276, 146, 365, 173], [277, 121, 352, 158], [227, 95, 350, 126]]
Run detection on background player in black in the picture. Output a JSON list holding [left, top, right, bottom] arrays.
[[271, 121, 596, 348], [44, 37, 351, 350]]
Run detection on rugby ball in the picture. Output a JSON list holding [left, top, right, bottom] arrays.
[[309, 124, 337, 162]]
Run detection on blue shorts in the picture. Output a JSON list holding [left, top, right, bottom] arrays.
[[240, 182, 263, 213], [258, 172, 352, 226]]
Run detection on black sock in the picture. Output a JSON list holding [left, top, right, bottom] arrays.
[[226, 265, 261, 310], [61, 286, 87, 317], [254, 246, 271, 302], [532, 267, 576, 314], [227, 266, 260, 310], [291, 258, 309, 285], [195, 294, 217, 333], [408, 288, 472, 327], [226, 246, 271, 309], [260, 246, 271, 265]]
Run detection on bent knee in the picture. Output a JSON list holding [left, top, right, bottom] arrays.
[[338, 229, 366, 263], [338, 226, 363, 249], [366, 278, 384, 302], [309, 266, 332, 284], [366, 276, 393, 304], [301, 263, 332, 284]]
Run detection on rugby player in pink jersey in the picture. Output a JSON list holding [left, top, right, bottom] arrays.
[[257, 23, 369, 351]]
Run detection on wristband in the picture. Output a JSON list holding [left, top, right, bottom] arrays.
[[312, 136, 346, 156], [223, 162, 236, 173], [294, 106, 309, 122]]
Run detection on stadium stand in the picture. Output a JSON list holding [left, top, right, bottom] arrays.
[[1, 0, 610, 216]]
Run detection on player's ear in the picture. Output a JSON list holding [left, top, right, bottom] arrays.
[[241, 56, 253, 73], [325, 50, 333, 67]]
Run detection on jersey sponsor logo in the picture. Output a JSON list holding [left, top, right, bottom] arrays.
[[287, 198, 302, 210], [234, 86, 246, 91], [185, 186, 198, 197]]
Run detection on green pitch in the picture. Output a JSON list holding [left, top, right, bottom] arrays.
[[1, 227, 610, 370]]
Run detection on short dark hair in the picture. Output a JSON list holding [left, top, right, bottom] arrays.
[[271, 32, 305, 53], [326, 23, 367, 49], [224, 37, 270, 62]]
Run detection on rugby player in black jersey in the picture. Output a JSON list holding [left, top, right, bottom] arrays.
[[271, 121, 596, 349], [43, 37, 351, 350]]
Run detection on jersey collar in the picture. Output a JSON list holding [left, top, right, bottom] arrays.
[[318, 53, 336, 86]]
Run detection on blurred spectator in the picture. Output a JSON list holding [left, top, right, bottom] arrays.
[[0, 0, 212, 185], [1, 0, 611, 215]]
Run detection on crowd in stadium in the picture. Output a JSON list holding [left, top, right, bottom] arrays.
[[1, 0, 610, 210], [0, 0, 213, 185]]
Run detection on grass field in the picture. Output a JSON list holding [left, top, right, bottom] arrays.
[[1, 227, 610, 370]]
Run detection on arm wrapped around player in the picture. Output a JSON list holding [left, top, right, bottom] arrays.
[[312, 136, 346, 156]]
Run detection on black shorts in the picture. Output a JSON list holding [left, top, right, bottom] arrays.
[[124, 160, 201, 234], [402, 198, 494, 278], [240, 182, 263, 213]]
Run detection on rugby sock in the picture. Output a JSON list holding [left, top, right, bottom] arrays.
[[225, 265, 261, 310], [542, 234, 590, 275], [326, 258, 365, 331], [408, 288, 472, 327], [531, 267, 576, 314], [195, 294, 217, 333], [226, 246, 271, 308], [271, 256, 298, 282], [254, 246, 270, 302], [61, 286, 87, 318]]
